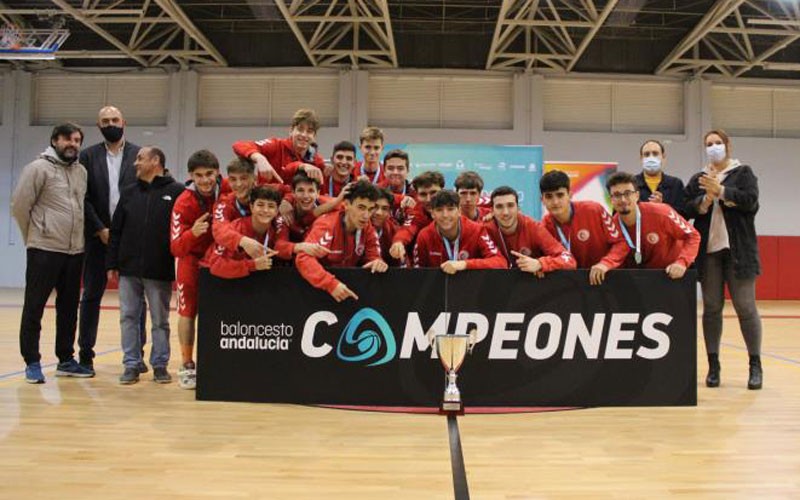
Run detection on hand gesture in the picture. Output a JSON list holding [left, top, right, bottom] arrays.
[[440, 260, 467, 275], [331, 282, 359, 302], [589, 263, 609, 285], [665, 263, 687, 280], [252, 154, 284, 184], [295, 243, 331, 258], [239, 236, 266, 259], [191, 213, 210, 237], [511, 250, 542, 274], [389, 242, 406, 260], [363, 259, 389, 274], [300, 163, 323, 184], [649, 191, 664, 203]]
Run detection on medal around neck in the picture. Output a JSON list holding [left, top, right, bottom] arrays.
[[427, 328, 478, 413]]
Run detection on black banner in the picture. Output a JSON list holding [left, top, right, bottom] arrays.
[[197, 268, 697, 407]]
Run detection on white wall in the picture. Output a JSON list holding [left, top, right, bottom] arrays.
[[1, 68, 798, 286]]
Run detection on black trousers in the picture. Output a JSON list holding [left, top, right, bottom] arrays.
[[20, 248, 84, 365], [79, 237, 146, 364]]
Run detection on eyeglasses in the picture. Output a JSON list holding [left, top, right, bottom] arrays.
[[610, 190, 637, 201]]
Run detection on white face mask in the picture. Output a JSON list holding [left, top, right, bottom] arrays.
[[642, 156, 661, 173], [706, 144, 726, 163]]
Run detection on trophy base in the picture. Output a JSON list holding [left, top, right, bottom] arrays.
[[440, 401, 464, 414]]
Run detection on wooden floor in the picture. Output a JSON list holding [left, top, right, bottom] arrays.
[[0, 289, 798, 499]]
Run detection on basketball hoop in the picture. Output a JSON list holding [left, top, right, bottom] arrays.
[[0, 26, 70, 60]]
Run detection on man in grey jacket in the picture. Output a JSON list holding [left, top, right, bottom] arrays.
[[11, 123, 94, 383]]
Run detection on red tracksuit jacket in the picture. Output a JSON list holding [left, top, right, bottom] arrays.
[[232, 136, 325, 186], [413, 216, 508, 269], [484, 214, 576, 271], [212, 191, 250, 252], [202, 216, 292, 279], [614, 202, 701, 269], [170, 184, 223, 260], [352, 161, 385, 185], [542, 200, 629, 269], [375, 218, 407, 267], [378, 179, 416, 225], [296, 211, 382, 293], [321, 175, 353, 197]]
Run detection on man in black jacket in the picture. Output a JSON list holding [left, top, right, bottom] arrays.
[[634, 139, 686, 216], [107, 146, 184, 385], [79, 106, 144, 373]]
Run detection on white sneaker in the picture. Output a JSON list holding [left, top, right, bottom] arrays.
[[178, 363, 196, 390]]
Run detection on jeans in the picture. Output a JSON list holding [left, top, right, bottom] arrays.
[[701, 249, 762, 356], [79, 237, 146, 364], [20, 248, 84, 365], [118, 276, 172, 369]]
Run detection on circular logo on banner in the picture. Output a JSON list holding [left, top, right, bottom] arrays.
[[356, 244, 365, 256], [458, 250, 470, 260], [647, 232, 660, 244], [577, 229, 590, 242], [520, 247, 532, 256]]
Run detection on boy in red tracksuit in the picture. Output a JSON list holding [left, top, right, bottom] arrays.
[[170, 150, 225, 390], [232, 108, 325, 186], [203, 186, 292, 278], [414, 190, 507, 272], [378, 149, 417, 224], [486, 186, 576, 275], [212, 157, 257, 252], [296, 181, 388, 302], [372, 188, 405, 267], [390, 170, 445, 263], [455, 170, 492, 222], [540, 170, 629, 285], [607, 172, 700, 277], [322, 141, 356, 197], [352, 126, 385, 185]]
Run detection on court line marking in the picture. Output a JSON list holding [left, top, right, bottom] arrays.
[[721, 341, 800, 366], [0, 347, 121, 381], [447, 414, 470, 500]]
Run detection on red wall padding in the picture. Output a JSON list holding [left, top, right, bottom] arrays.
[[776, 237, 800, 299]]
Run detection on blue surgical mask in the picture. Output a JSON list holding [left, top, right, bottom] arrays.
[[642, 156, 661, 173], [706, 144, 726, 163]]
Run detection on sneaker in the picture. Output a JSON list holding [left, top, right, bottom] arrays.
[[119, 367, 140, 385], [79, 362, 96, 377], [55, 359, 95, 378], [178, 362, 196, 390], [137, 361, 149, 374], [153, 367, 172, 384], [25, 362, 45, 384]]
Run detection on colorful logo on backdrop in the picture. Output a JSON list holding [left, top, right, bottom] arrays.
[[384, 144, 544, 219], [335, 308, 397, 366], [544, 162, 617, 213]]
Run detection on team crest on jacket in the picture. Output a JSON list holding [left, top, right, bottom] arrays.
[[458, 250, 470, 260], [577, 229, 590, 242], [519, 247, 532, 256], [647, 232, 660, 244], [356, 243, 365, 256]]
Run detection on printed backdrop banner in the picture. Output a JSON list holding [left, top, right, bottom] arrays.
[[197, 268, 696, 407], [544, 161, 618, 213], [386, 144, 544, 219]]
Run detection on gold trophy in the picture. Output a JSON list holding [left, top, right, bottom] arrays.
[[428, 329, 478, 413]]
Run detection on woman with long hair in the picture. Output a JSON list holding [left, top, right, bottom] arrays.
[[685, 129, 763, 390]]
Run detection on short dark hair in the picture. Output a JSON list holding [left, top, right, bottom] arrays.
[[383, 149, 409, 169], [144, 146, 166, 169], [454, 171, 484, 191], [606, 171, 637, 191], [376, 187, 395, 208], [490, 186, 518, 204], [291, 172, 320, 190], [345, 180, 380, 202], [640, 139, 665, 156], [50, 122, 83, 146], [412, 170, 445, 190], [332, 141, 356, 155], [187, 149, 220, 172], [227, 157, 255, 175], [430, 190, 460, 210], [540, 170, 571, 194], [249, 185, 282, 205]]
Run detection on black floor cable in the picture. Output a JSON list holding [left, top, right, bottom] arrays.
[[447, 414, 470, 500]]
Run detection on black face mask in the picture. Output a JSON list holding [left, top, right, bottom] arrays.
[[100, 125, 124, 143]]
